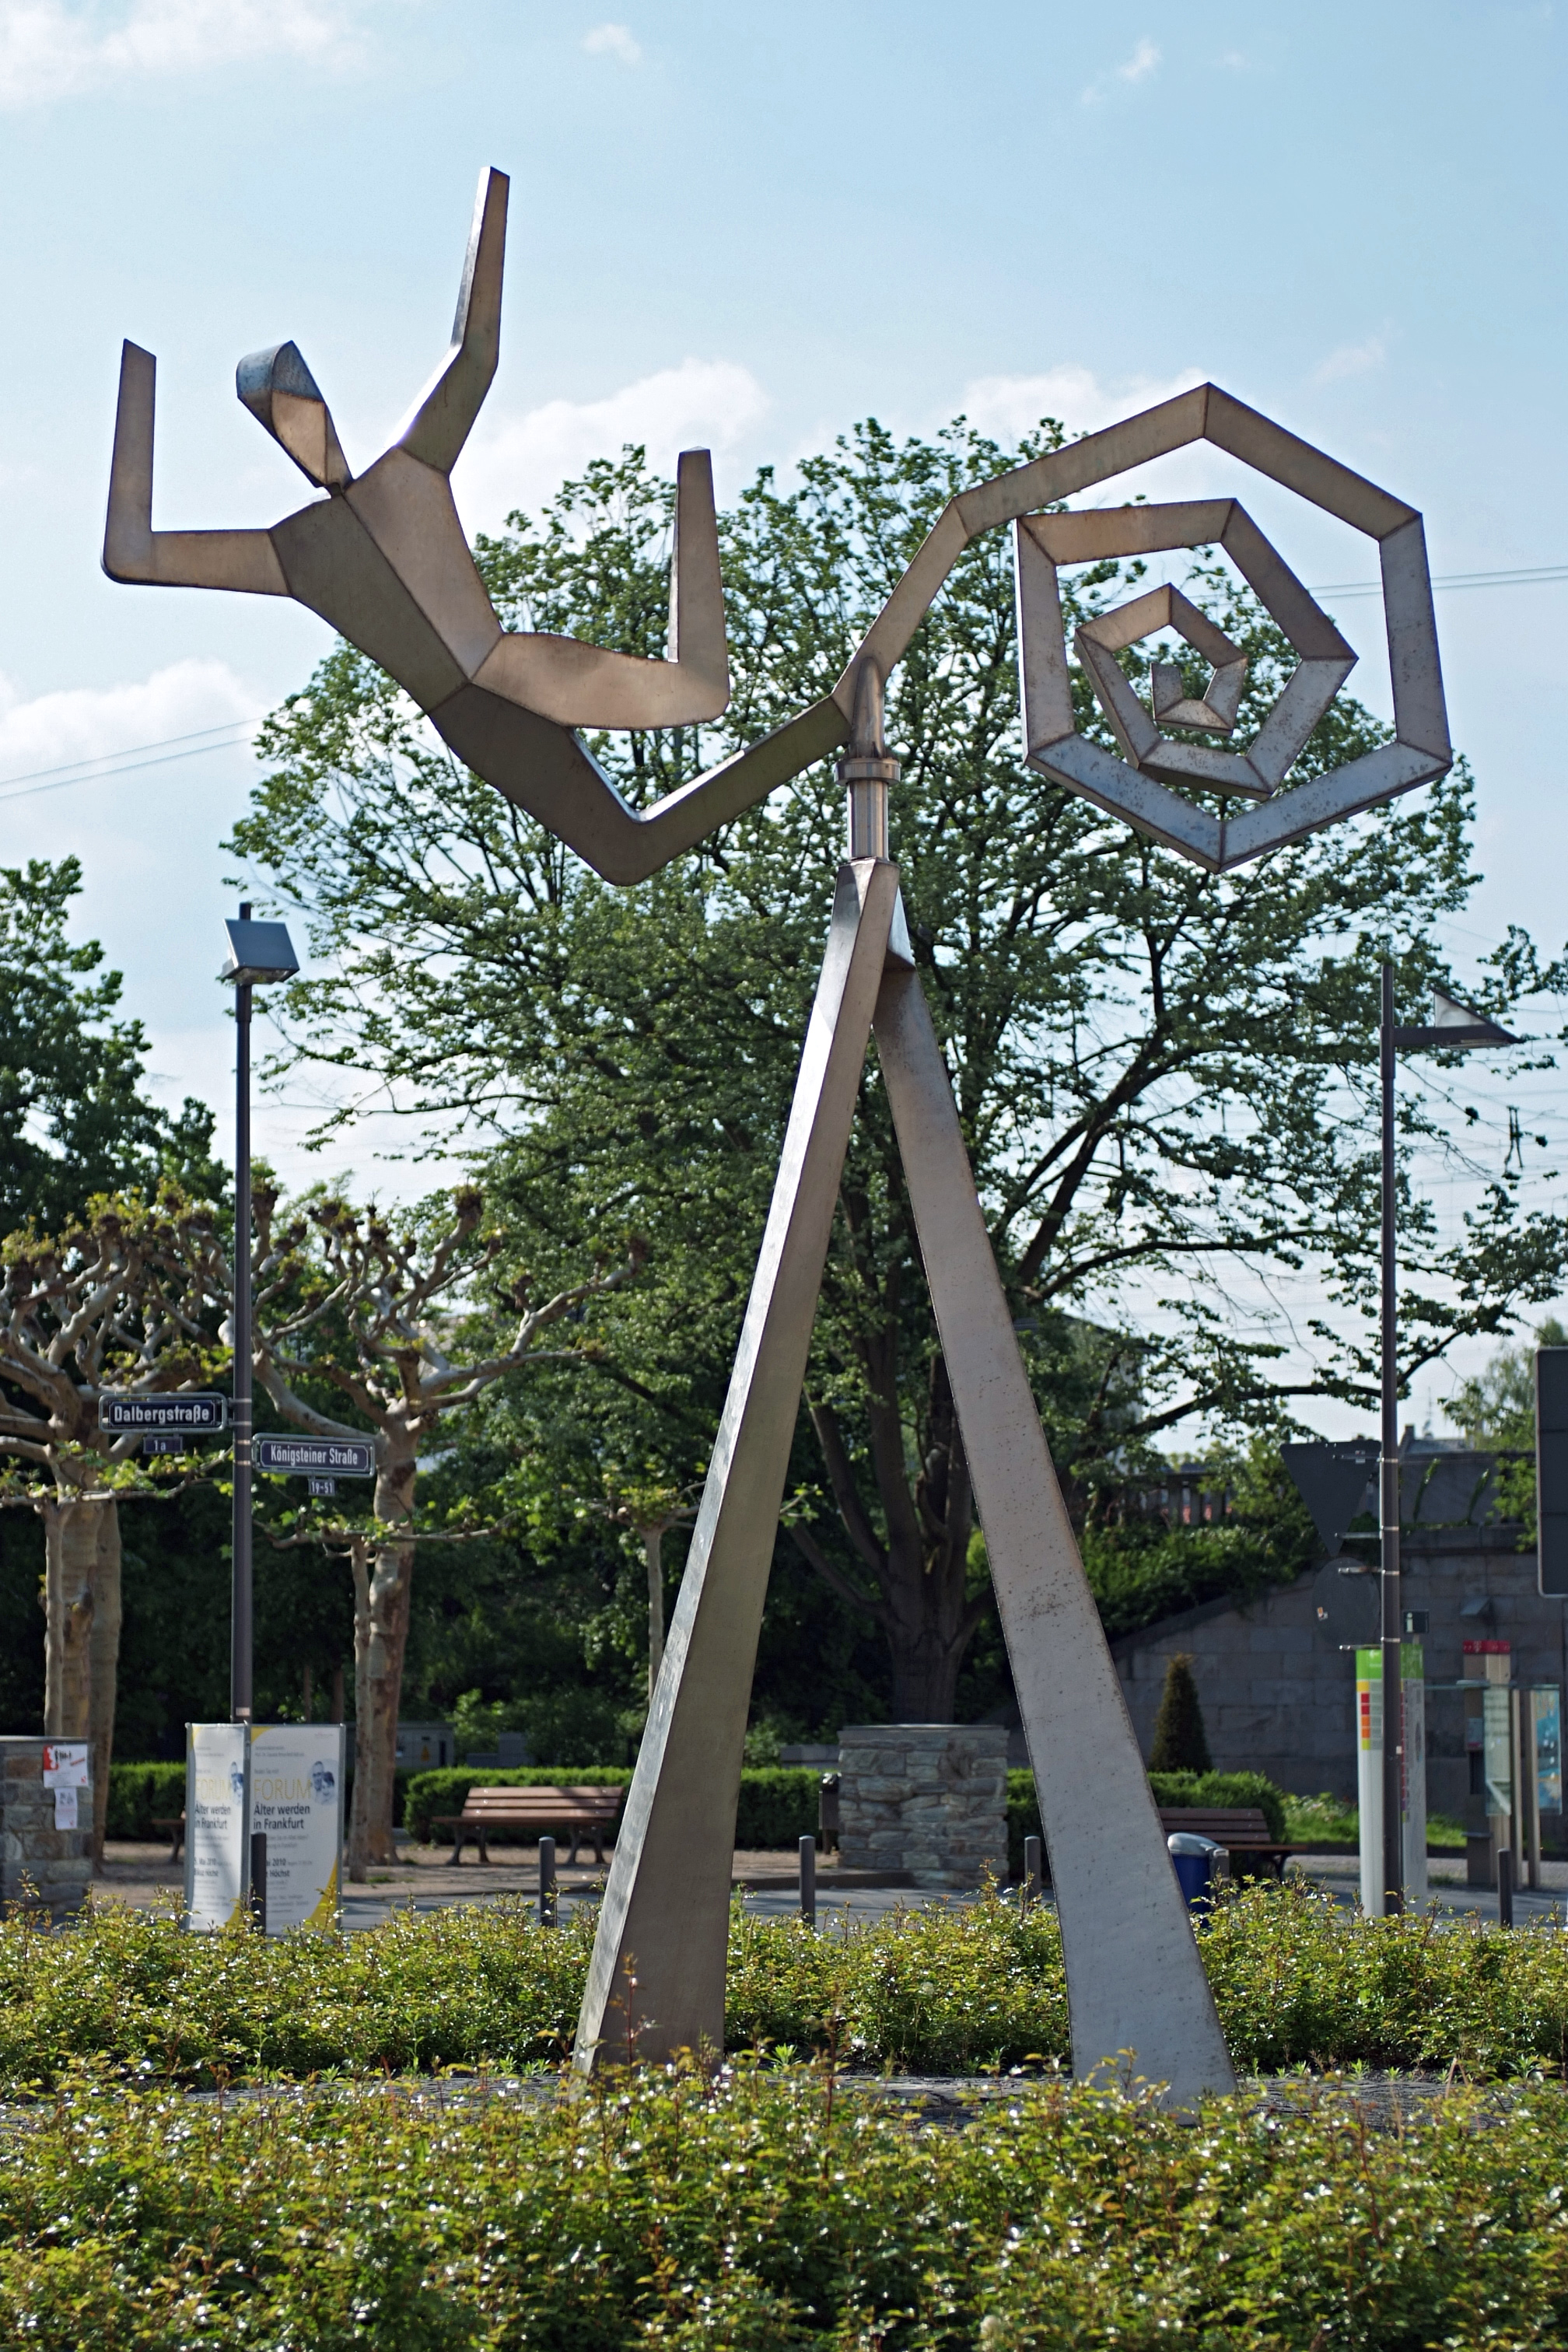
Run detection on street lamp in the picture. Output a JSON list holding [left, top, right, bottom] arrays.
[[1378, 964, 1518, 1913], [219, 903, 299, 1723]]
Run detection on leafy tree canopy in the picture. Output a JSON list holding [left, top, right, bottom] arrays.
[[226, 416, 1568, 1717], [0, 858, 221, 1235]]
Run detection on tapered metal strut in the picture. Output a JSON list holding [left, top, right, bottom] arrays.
[[574, 856, 1235, 2102]]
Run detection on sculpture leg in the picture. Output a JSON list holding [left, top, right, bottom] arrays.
[[873, 949, 1235, 2102], [574, 859, 901, 2070]]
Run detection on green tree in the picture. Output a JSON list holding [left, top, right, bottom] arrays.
[[1447, 1314, 1568, 1541], [1150, 1653, 1213, 1773], [247, 1182, 640, 1874], [226, 422, 1568, 1723], [0, 858, 219, 1233], [0, 1189, 227, 1856]]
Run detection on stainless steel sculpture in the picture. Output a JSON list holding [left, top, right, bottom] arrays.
[[103, 166, 1452, 2105]]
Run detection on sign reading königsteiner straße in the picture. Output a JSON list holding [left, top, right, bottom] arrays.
[[254, 1435, 375, 1479], [99, 1391, 228, 1433]]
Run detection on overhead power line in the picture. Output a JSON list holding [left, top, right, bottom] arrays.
[[1310, 562, 1568, 600], [0, 718, 261, 805], [0, 557, 1564, 807]]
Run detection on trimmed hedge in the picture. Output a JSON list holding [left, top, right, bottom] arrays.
[[404, 1766, 822, 1851], [10, 1884, 1568, 2089], [1006, 1766, 1288, 1877], [107, 1759, 415, 1843], [105, 1761, 186, 1840], [10, 2063, 1568, 2344]]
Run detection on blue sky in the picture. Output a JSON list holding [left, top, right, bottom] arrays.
[[0, 0, 1563, 1426]]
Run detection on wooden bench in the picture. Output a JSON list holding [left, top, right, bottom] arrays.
[[432, 1785, 622, 1866], [1157, 1806, 1300, 1880], [152, 1813, 185, 1861]]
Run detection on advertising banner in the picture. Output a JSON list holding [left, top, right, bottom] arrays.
[[1532, 1687, 1563, 1814], [184, 1724, 249, 1931], [1356, 1645, 1424, 1914], [42, 1741, 89, 1830], [249, 1724, 345, 1932]]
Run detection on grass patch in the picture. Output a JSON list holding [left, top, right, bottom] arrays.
[[5, 1883, 1568, 2091], [5, 2062, 1568, 2344], [1281, 1790, 1468, 1850]]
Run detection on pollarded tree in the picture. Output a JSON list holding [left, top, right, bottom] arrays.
[[0, 1190, 226, 1856], [229, 423, 1568, 1721], [247, 1182, 639, 1874]]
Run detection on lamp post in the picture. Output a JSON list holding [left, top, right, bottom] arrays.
[[1377, 965, 1517, 1913], [219, 905, 299, 1722]]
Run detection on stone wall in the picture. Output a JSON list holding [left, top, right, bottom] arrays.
[[837, 1724, 1008, 1888], [1110, 1527, 1568, 1827], [0, 1738, 92, 1921]]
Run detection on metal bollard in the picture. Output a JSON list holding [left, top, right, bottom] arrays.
[[249, 1831, 268, 1936], [1023, 1835, 1043, 1913], [539, 1834, 557, 1928], [799, 1834, 816, 1930], [1498, 1845, 1514, 1930]]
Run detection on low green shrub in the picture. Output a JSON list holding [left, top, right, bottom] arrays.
[[107, 1761, 416, 1843], [7, 1882, 1568, 2091], [5, 2062, 1568, 2345], [733, 1766, 821, 1849], [104, 1761, 186, 1841], [404, 1766, 821, 1850], [1006, 1766, 1287, 1874]]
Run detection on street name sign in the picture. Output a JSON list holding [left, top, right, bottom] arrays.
[[254, 1435, 374, 1479], [100, 1392, 227, 1433]]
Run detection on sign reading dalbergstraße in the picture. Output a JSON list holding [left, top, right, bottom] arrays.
[[254, 1435, 376, 1479], [99, 1391, 228, 1433]]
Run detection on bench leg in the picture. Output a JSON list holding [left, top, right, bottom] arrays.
[[566, 1833, 582, 1867], [450, 1832, 465, 1865], [478, 1832, 489, 1865], [593, 1830, 604, 1867]]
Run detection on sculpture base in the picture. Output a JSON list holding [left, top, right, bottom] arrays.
[[837, 1723, 1008, 1889]]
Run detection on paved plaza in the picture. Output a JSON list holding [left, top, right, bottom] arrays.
[[87, 1839, 1568, 1934]]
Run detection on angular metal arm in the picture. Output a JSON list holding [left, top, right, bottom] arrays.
[[395, 165, 508, 474], [471, 450, 728, 726], [102, 341, 288, 594]]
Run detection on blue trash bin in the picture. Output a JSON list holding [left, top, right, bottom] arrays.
[[1167, 1831, 1226, 1913]]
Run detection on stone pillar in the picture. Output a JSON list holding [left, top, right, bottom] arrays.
[[0, 1738, 92, 1922], [837, 1723, 1008, 1888]]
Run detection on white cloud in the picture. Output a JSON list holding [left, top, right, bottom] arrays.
[[1081, 35, 1160, 102], [959, 362, 1205, 443], [0, 656, 257, 785], [582, 19, 639, 64], [453, 357, 771, 529], [0, 0, 356, 109], [1313, 334, 1388, 385]]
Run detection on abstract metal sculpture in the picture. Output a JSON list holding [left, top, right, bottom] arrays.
[[103, 166, 1452, 2105]]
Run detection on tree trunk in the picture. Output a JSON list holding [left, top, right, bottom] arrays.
[[871, 1350, 981, 1722], [86, 1502, 121, 1866], [40, 1491, 121, 1865], [348, 1450, 417, 1881], [42, 1494, 96, 1738], [646, 1524, 664, 1699]]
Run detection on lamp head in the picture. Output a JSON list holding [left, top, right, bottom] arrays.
[[220, 916, 299, 987]]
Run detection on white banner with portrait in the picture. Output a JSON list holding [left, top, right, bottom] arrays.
[[184, 1724, 249, 1931], [249, 1724, 345, 1932]]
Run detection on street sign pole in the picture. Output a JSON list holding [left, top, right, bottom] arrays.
[[1379, 962, 1402, 1916], [233, 905, 254, 1724], [1374, 975, 1520, 1915], [219, 902, 299, 1730]]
